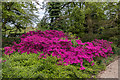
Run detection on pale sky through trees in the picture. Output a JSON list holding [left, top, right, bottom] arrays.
[[32, 0, 45, 27]]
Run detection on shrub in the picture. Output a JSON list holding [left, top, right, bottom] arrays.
[[2, 52, 106, 78], [81, 33, 99, 42], [2, 37, 20, 48], [3, 30, 114, 70]]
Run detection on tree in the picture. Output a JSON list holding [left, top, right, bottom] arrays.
[[2, 2, 39, 36], [69, 6, 85, 37], [38, 1, 120, 45]]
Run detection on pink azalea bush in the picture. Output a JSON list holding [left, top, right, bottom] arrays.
[[4, 30, 114, 70]]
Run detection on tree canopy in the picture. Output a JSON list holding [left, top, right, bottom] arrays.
[[2, 2, 39, 36], [2, 1, 120, 47], [37, 1, 120, 47]]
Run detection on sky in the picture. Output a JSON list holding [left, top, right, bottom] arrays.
[[32, 0, 45, 27], [34, 2, 45, 19]]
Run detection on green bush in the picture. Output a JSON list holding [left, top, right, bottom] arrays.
[[2, 52, 107, 78], [99, 27, 120, 48], [2, 53, 106, 78], [81, 33, 99, 42], [111, 43, 120, 55], [2, 37, 20, 48]]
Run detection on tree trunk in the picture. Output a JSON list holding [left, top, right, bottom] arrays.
[[87, 14, 93, 35]]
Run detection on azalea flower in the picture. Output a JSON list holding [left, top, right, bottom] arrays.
[[91, 62, 94, 66], [63, 63, 69, 66], [0, 59, 2, 63], [79, 66, 85, 70], [3, 60, 6, 62], [76, 40, 82, 44]]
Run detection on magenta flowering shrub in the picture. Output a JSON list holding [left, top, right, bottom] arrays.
[[4, 30, 114, 70], [4, 30, 68, 55], [4, 47, 16, 55]]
